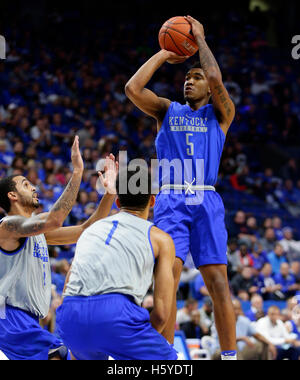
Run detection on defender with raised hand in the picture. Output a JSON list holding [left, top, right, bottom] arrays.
[[0, 137, 118, 360], [125, 16, 237, 359], [57, 167, 177, 360]]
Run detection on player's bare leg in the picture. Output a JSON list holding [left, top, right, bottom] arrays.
[[199, 264, 237, 357], [162, 257, 183, 344]]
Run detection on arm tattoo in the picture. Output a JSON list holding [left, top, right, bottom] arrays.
[[1, 174, 82, 237], [196, 36, 234, 122], [52, 175, 81, 213], [195, 35, 221, 76], [214, 84, 232, 117], [2, 215, 46, 236]]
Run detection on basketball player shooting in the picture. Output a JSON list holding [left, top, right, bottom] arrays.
[[0, 137, 118, 360], [125, 16, 237, 360]]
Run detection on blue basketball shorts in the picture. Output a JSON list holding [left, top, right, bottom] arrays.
[[154, 190, 228, 268], [56, 293, 178, 360], [0, 305, 64, 360]]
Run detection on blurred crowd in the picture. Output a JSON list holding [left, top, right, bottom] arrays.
[[0, 5, 300, 359]]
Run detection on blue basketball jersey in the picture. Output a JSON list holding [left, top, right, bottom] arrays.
[[155, 102, 226, 187]]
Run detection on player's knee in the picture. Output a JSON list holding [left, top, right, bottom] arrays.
[[205, 273, 230, 300]]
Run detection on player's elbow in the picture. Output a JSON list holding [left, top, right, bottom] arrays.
[[124, 81, 140, 98], [46, 215, 63, 230], [151, 309, 168, 332]]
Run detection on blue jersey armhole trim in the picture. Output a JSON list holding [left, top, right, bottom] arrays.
[[156, 101, 173, 136], [211, 105, 227, 139], [0, 237, 29, 256], [148, 224, 156, 263]]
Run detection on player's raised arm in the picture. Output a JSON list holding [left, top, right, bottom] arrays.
[[0, 137, 84, 239], [185, 16, 235, 134], [45, 154, 118, 245], [150, 227, 175, 334], [125, 50, 187, 126]]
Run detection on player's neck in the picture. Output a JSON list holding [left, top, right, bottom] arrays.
[[9, 205, 33, 218], [120, 208, 148, 220], [186, 98, 209, 111]]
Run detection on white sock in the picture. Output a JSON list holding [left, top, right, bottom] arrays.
[[221, 351, 237, 360]]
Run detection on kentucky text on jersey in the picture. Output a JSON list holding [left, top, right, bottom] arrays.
[[169, 116, 208, 132], [156, 102, 226, 187], [33, 241, 49, 263]]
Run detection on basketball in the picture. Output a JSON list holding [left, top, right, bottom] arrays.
[[159, 16, 199, 57]]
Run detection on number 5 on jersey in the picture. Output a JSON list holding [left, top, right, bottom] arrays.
[[186, 133, 194, 156]]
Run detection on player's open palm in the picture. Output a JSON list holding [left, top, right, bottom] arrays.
[[98, 154, 119, 195], [71, 136, 84, 173]]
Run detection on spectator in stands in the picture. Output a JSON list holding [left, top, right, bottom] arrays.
[[272, 216, 284, 241], [199, 297, 214, 332], [267, 243, 288, 275], [227, 238, 241, 280], [212, 299, 277, 360], [176, 298, 198, 326], [259, 228, 277, 253], [250, 242, 269, 271], [178, 253, 199, 300], [228, 210, 247, 238], [285, 305, 300, 357], [245, 294, 266, 322], [259, 263, 284, 301], [51, 259, 70, 296], [282, 180, 300, 217], [238, 216, 260, 246], [0, 139, 14, 168], [280, 227, 300, 263], [237, 243, 254, 268], [179, 310, 208, 339], [273, 263, 298, 300], [290, 261, 300, 290], [281, 297, 299, 322], [231, 266, 259, 301], [255, 306, 300, 360]]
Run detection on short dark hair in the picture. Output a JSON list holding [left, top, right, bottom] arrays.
[[0, 175, 19, 213], [116, 167, 152, 211], [189, 61, 203, 71]]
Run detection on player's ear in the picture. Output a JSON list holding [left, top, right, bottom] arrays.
[[7, 191, 18, 202], [150, 195, 156, 208], [115, 197, 121, 209], [208, 86, 212, 97]]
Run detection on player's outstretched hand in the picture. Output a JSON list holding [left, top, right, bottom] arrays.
[[160, 49, 190, 65], [71, 136, 84, 174], [98, 154, 119, 195], [184, 15, 205, 40]]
